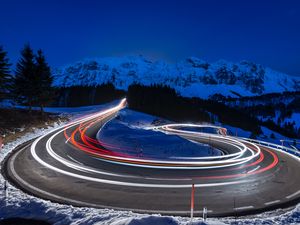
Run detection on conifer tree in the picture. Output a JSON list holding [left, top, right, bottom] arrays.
[[13, 44, 54, 112], [0, 46, 12, 100], [35, 49, 54, 112], [13, 44, 36, 110]]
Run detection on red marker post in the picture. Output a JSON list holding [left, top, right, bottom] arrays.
[[190, 184, 195, 220]]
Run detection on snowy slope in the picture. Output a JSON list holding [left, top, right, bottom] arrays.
[[53, 56, 300, 99], [97, 109, 222, 159]]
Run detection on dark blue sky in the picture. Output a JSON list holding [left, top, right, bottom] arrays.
[[1, 0, 300, 76]]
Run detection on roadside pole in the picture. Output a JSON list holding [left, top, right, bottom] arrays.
[[234, 197, 237, 221], [203, 207, 207, 222], [139, 147, 143, 158], [190, 184, 195, 221], [280, 140, 284, 148], [4, 180, 8, 207]]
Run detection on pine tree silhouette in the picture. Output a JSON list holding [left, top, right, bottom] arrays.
[[13, 44, 36, 110], [13, 44, 54, 112], [35, 49, 54, 112], [0, 46, 12, 100]]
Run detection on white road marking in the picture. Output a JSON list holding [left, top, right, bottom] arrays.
[[234, 206, 254, 210], [65, 137, 71, 144], [247, 166, 260, 174], [144, 177, 192, 181], [286, 190, 300, 199], [198, 209, 213, 213], [67, 155, 84, 165], [264, 200, 280, 205]]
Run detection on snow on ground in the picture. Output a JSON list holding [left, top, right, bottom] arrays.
[[113, 109, 163, 128], [258, 127, 300, 150], [97, 109, 222, 159], [176, 83, 254, 99], [220, 125, 252, 138], [220, 124, 300, 149], [257, 111, 300, 142], [15, 100, 120, 116], [284, 113, 300, 129], [1, 104, 300, 224]]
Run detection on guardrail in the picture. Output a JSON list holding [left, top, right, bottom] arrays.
[[241, 137, 300, 158]]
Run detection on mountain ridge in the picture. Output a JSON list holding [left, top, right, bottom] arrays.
[[53, 55, 300, 99]]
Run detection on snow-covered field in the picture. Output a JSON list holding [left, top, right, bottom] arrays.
[[97, 109, 222, 159], [1, 104, 300, 225], [285, 113, 300, 130]]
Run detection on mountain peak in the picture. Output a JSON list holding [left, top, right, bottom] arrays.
[[53, 56, 300, 99]]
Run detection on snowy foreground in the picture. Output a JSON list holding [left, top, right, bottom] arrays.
[[1, 104, 300, 225]]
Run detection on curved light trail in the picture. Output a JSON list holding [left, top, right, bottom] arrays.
[[4, 98, 300, 217], [26, 98, 280, 182]]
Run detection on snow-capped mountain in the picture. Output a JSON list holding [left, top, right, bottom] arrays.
[[53, 55, 300, 99]]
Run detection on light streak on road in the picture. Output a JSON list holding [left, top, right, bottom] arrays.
[[27, 98, 281, 189], [5, 98, 300, 216]]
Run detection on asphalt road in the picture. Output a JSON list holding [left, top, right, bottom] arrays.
[[3, 100, 300, 217]]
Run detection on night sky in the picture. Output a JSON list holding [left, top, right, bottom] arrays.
[[1, 0, 300, 76]]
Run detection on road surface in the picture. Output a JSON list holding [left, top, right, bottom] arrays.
[[3, 99, 300, 217]]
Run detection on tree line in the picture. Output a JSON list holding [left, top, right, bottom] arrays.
[[56, 84, 126, 107], [127, 84, 263, 137], [127, 84, 300, 139], [0, 44, 54, 112]]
